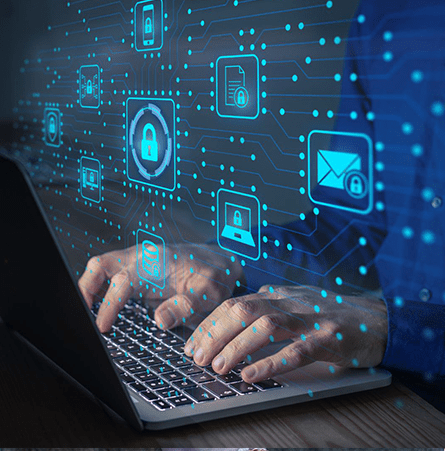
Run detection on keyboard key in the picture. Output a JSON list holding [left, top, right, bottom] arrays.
[[218, 372, 242, 383], [161, 371, 185, 383], [138, 338, 156, 347], [120, 372, 137, 384], [169, 356, 191, 367], [115, 357, 137, 366], [163, 336, 183, 346], [204, 380, 237, 398], [125, 364, 145, 373], [254, 379, 283, 390], [152, 399, 171, 410], [130, 349, 152, 359], [147, 378, 168, 390], [171, 343, 185, 353], [183, 386, 216, 403], [170, 396, 194, 407], [142, 355, 163, 367], [232, 362, 248, 373], [110, 350, 124, 358], [181, 364, 204, 376], [172, 378, 197, 390], [121, 343, 140, 353], [157, 350, 178, 360], [149, 343, 169, 353], [134, 371, 157, 382], [139, 390, 159, 402], [149, 363, 174, 374], [231, 382, 259, 394], [128, 381, 148, 393], [112, 337, 133, 346], [190, 372, 215, 383], [156, 388, 181, 399], [152, 330, 169, 339]]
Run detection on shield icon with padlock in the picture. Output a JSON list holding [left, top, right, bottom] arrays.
[[47, 112, 58, 143], [141, 123, 159, 162]]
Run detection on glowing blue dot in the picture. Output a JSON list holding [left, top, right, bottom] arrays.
[[367, 111, 375, 121], [421, 187, 434, 202], [269, 335, 274, 342], [334, 73, 341, 82], [360, 324, 367, 332], [282, 358, 287, 365], [383, 31, 393, 42], [292, 74, 298, 82], [326, 1, 333, 8], [314, 305, 320, 313], [287, 243, 293, 251], [269, 286, 274, 293], [319, 38, 326, 46], [350, 111, 358, 120], [280, 108, 285, 115], [402, 122, 413, 135], [383, 51, 393, 62], [300, 213, 306, 220], [376, 201, 385, 211], [394, 296, 404, 307], [431, 101, 444, 117], [336, 295, 343, 304], [359, 237, 367, 246], [411, 144, 423, 157], [336, 277, 343, 285], [308, 389, 313, 397], [357, 14, 366, 23], [305, 57, 311, 64], [285, 24, 291, 31], [423, 327, 435, 341], [350, 73, 358, 82], [329, 365, 335, 373], [327, 110, 334, 118], [321, 290, 327, 298], [313, 109, 319, 117], [411, 70, 424, 83], [314, 323, 320, 330], [359, 266, 367, 275], [334, 36, 341, 45], [336, 333, 343, 341], [422, 230, 436, 244], [352, 358, 359, 367], [298, 22, 304, 30]]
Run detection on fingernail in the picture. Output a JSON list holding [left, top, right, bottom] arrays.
[[184, 342, 192, 355], [242, 365, 257, 381], [194, 348, 204, 363], [158, 309, 176, 329], [213, 355, 225, 372]]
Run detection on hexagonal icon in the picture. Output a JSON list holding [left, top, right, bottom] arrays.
[[308, 130, 374, 215]]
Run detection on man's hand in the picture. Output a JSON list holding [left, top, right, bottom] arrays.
[[78, 244, 244, 333], [183, 285, 388, 383]]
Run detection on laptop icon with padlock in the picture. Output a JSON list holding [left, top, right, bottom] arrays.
[[221, 202, 255, 247]]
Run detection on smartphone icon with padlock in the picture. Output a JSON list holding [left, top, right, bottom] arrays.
[[143, 4, 154, 46], [141, 123, 158, 162]]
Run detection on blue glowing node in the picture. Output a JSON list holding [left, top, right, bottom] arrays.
[[411, 70, 424, 83], [431, 101, 445, 117]]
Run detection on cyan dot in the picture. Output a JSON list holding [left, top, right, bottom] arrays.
[[336, 277, 343, 285], [411, 144, 423, 157], [359, 237, 367, 246], [301, 334, 306, 341], [411, 70, 424, 83], [359, 266, 367, 275], [402, 122, 413, 135], [282, 358, 287, 365], [336, 333, 343, 341], [360, 324, 367, 332], [383, 51, 393, 62], [314, 305, 320, 313], [350, 73, 358, 82], [383, 30, 393, 41], [350, 111, 358, 120], [421, 230, 436, 244], [336, 295, 343, 304], [352, 358, 359, 367], [314, 322, 320, 330], [357, 14, 366, 23], [394, 296, 404, 307]]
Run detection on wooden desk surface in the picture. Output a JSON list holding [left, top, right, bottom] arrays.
[[0, 321, 444, 447]]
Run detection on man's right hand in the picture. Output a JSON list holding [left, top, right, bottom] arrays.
[[78, 243, 245, 333]]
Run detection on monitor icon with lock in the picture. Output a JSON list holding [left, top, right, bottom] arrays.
[[217, 189, 261, 261]]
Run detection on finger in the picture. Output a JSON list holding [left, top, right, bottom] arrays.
[[78, 256, 109, 309], [241, 334, 329, 383], [154, 293, 201, 330], [185, 294, 272, 366], [210, 312, 300, 374], [96, 270, 134, 333]]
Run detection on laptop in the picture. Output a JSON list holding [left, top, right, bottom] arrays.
[[221, 202, 256, 247], [0, 154, 391, 431]]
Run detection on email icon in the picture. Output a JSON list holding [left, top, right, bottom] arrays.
[[308, 130, 374, 215], [317, 150, 361, 190]]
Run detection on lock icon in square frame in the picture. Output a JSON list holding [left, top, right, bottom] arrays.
[[141, 123, 159, 162]]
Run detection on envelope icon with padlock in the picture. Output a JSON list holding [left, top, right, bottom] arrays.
[[317, 150, 362, 190]]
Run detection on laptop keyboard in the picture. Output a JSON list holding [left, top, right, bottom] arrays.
[[92, 301, 283, 411]]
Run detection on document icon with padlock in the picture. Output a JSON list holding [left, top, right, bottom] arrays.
[[308, 130, 373, 215]]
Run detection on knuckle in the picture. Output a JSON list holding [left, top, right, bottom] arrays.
[[110, 270, 129, 288], [179, 294, 195, 313], [222, 298, 237, 310], [233, 299, 258, 318], [257, 314, 281, 334], [226, 339, 245, 357], [86, 256, 102, 272]]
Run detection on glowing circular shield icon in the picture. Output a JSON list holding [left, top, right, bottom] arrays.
[[128, 103, 173, 181]]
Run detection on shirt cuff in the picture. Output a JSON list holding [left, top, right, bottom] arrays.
[[380, 298, 445, 380]]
